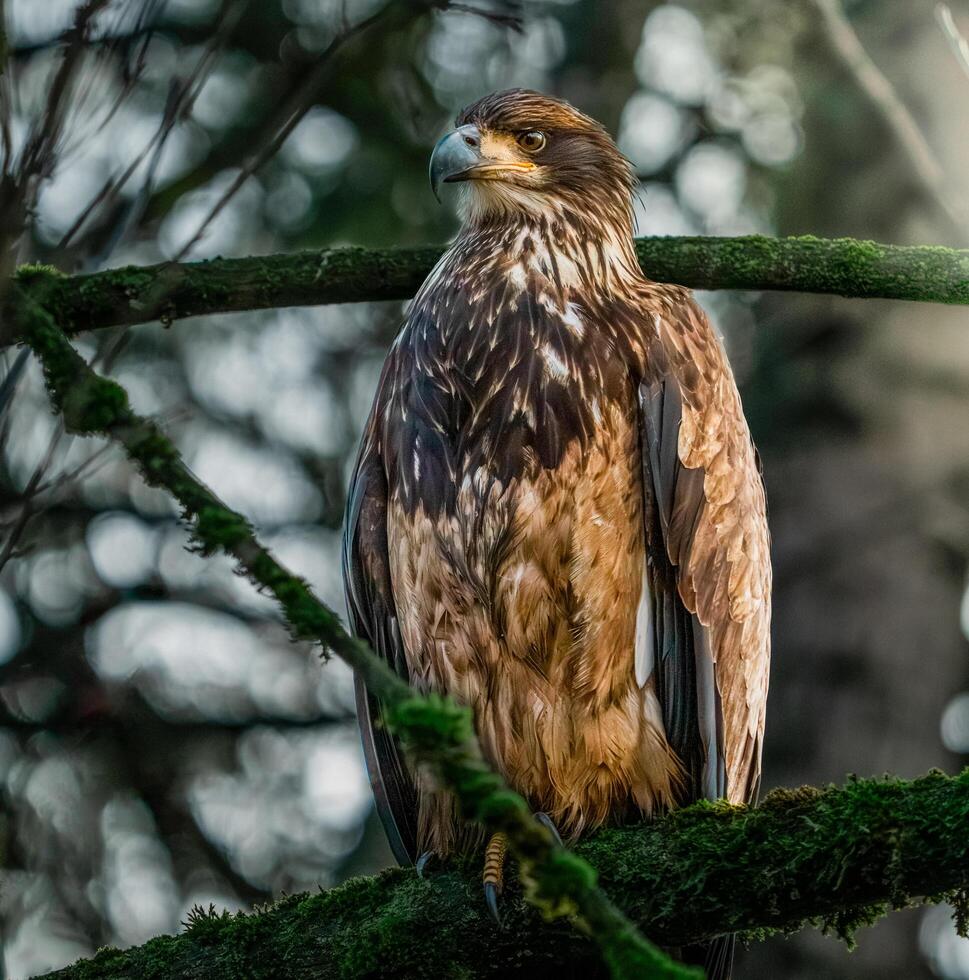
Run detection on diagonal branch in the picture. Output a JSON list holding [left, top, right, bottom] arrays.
[[813, 0, 967, 234], [7, 235, 969, 345], [168, 0, 419, 262], [14, 277, 694, 980], [36, 770, 969, 980]]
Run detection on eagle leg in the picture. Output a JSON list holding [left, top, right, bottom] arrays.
[[481, 814, 562, 926], [482, 832, 507, 926]]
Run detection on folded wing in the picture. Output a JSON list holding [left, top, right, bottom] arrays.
[[343, 414, 419, 864], [638, 291, 771, 805]]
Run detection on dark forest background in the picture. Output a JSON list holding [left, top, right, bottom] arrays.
[[2, 1, 969, 977]]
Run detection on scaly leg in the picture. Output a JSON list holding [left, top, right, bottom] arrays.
[[481, 814, 561, 925], [482, 831, 507, 926]]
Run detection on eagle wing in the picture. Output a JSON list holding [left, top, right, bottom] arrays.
[[342, 385, 419, 864], [638, 289, 771, 805]]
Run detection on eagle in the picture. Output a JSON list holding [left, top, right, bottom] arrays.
[[343, 89, 770, 976]]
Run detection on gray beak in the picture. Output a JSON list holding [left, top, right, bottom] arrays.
[[429, 124, 484, 203]]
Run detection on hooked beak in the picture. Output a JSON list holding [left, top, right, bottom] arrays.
[[429, 124, 535, 203]]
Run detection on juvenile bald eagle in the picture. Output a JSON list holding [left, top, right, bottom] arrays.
[[343, 90, 770, 976]]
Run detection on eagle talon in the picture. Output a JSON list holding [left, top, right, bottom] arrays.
[[483, 879, 503, 928], [482, 831, 507, 926], [415, 850, 436, 878], [533, 812, 563, 846]]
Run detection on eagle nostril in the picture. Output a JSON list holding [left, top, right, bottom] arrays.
[[463, 135, 478, 148]]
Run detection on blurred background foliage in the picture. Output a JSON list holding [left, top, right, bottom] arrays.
[[1, 0, 968, 977]]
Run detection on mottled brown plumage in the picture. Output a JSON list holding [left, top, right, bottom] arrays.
[[343, 91, 771, 921]]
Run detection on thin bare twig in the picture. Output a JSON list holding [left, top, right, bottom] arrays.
[[172, 0, 520, 259], [17, 0, 113, 189], [813, 0, 967, 236], [0, 0, 113, 345], [439, 1, 523, 31], [172, 0, 402, 260], [0, 346, 27, 416], [0, 312, 135, 569], [0, 417, 65, 572], [0, 0, 13, 179], [58, 0, 250, 255]]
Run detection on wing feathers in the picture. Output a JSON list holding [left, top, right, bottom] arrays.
[[639, 291, 770, 805], [343, 428, 419, 864]]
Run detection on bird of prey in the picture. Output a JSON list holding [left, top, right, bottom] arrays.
[[343, 89, 770, 976]]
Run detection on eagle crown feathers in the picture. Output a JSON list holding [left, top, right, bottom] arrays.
[[430, 89, 645, 304]]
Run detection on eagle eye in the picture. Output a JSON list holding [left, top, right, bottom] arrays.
[[517, 130, 547, 153]]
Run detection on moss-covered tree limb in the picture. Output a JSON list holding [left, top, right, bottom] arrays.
[[14, 277, 694, 980], [39, 771, 969, 980], [10, 234, 969, 343]]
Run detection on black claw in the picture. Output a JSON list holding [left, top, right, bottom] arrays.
[[533, 812, 563, 845], [484, 880, 502, 928], [415, 851, 435, 878]]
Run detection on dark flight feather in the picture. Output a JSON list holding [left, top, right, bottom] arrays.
[[343, 425, 418, 863], [639, 375, 726, 802]]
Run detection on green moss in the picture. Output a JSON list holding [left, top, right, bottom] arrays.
[[756, 784, 824, 810], [38, 771, 969, 980], [599, 930, 701, 980], [61, 375, 129, 432], [10, 235, 969, 345], [245, 554, 342, 642], [182, 903, 237, 943], [15, 263, 65, 282], [193, 506, 253, 555], [58, 946, 126, 980], [524, 850, 598, 919], [125, 427, 180, 476], [476, 788, 531, 825], [635, 234, 969, 303], [388, 692, 475, 751]]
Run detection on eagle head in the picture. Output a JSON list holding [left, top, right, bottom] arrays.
[[430, 89, 634, 228]]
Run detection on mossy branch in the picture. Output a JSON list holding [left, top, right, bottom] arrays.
[[14, 278, 693, 980], [8, 234, 969, 343], [15, 235, 969, 977], [39, 771, 969, 980]]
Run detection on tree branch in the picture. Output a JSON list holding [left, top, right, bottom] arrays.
[[14, 238, 969, 977], [8, 235, 969, 344], [37, 770, 969, 980], [813, 0, 967, 233]]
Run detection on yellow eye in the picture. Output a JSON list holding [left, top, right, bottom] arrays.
[[517, 130, 546, 153]]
